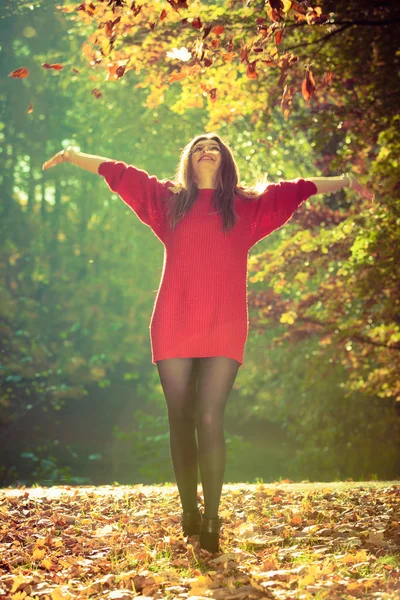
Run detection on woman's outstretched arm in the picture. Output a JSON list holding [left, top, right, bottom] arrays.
[[42, 147, 111, 174], [307, 173, 375, 200]]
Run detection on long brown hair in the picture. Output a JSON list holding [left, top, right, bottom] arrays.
[[166, 133, 267, 233]]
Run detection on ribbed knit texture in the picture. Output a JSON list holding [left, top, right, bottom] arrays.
[[98, 160, 317, 364]]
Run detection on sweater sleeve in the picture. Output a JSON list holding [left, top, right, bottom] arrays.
[[98, 160, 171, 242], [248, 178, 317, 248]]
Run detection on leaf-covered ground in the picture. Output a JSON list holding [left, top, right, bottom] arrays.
[[1, 481, 399, 600]]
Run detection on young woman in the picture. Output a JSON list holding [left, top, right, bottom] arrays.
[[42, 133, 373, 553]]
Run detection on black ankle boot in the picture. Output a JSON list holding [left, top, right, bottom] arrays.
[[199, 514, 222, 553], [181, 508, 202, 537]]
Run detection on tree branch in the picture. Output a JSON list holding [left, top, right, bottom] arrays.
[[282, 24, 352, 54], [297, 316, 400, 352], [284, 17, 400, 29]]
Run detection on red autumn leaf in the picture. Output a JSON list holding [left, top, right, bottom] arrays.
[[8, 67, 29, 79], [246, 60, 258, 79], [27, 102, 33, 114], [204, 57, 213, 67], [240, 46, 250, 63], [291, 0, 308, 14], [192, 17, 202, 29], [42, 63, 64, 70], [166, 0, 188, 10], [275, 29, 283, 44], [302, 68, 316, 101], [209, 88, 218, 102], [91, 87, 102, 98], [105, 20, 114, 37], [107, 63, 126, 80], [130, 2, 142, 17], [212, 25, 224, 35], [254, 47, 263, 53], [159, 9, 167, 20], [210, 38, 220, 49], [115, 65, 126, 78]]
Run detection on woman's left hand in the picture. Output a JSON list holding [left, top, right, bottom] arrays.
[[349, 174, 375, 201]]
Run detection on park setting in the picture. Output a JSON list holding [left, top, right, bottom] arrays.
[[1, 0, 400, 598]]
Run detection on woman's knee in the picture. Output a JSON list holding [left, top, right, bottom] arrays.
[[195, 410, 223, 432]]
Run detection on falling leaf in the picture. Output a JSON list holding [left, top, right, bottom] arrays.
[[159, 9, 167, 20], [42, 63, 64, 70], [8, 67, 29, 79], [302, 68, 316, 101], [91, 87, 103, 98], [212, 25, 225, 35], [27, 102, 33, 113]]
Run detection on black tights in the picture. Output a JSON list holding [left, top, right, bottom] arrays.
[[156, 357, 240, 518]]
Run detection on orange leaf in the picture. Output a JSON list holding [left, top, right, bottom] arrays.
[[42, 63, 64, 70], [27, 102, 33, 114], [302, 68, 316, 101], [8, 67, 29, 79], [159, 9, 167, 20], [275, 29, 283, 44], [212, 25, 224, 35], [222, 52, 235, 62], [246, 61, 258, 79], [169, 70, 187, 83]]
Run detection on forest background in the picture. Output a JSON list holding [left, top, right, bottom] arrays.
[[1, 0, 399, 488]]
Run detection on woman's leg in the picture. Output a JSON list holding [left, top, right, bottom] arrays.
[[196, 357, 240, 518], [156, 358, 199, 512]]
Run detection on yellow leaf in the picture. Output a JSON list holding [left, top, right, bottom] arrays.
[[11, 575, 27, 594], [51, 588, 71, 600], [41, 557, 53, 570], [280, 311, 297, 324], [32, 547, 46, 560], [298, 564, 320, 587]]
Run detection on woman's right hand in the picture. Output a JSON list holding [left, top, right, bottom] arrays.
[[42, 147, 74, 171]]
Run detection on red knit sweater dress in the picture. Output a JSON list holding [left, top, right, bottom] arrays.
[[98, 160, 317, 365]]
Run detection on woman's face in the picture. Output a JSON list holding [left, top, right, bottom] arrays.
[[190, 139, 222, 184]]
